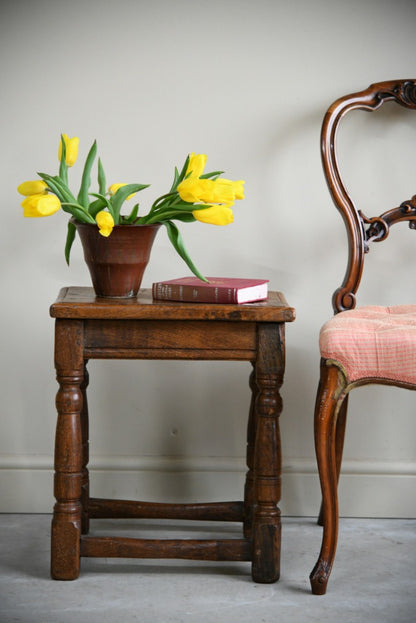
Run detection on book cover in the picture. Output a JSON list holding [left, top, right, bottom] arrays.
[[152, 277, 269, 304]]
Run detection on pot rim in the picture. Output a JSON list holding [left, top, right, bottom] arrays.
[[70, 217, 161, 230]]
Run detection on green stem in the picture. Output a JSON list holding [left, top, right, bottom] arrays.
[[140, 210, 191, 224], [149, 191, 178, 213], [61, 202, 96, 223]]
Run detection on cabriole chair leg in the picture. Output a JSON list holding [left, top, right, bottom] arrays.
[[310, 363, 346, 595]]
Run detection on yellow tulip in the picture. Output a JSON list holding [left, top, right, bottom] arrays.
[[224, 179, 245, 200], [17, 180, 48, 196], [96, 210, 114, 237], [186, 153, 207, 178], [21, 193, 61, 217], [204, 179, 238, 205], [178, 177, 235, 206], [193, 205, 234, 225], [177, 178, 206, 203], [108, 183, 135, 201], [58, 134, 79, 167]]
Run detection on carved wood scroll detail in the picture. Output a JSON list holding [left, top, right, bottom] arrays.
[[321, 79, 416, 313], [390, 80, 416, 108], [360, 194, 416, 250]]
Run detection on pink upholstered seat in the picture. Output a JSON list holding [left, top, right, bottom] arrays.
[[320, 304, 416, 384]]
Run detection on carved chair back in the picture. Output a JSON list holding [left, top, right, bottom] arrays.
[[321, 79, 416, 313]]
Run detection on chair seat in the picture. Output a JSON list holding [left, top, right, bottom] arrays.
[[319, 304, 416, 384]]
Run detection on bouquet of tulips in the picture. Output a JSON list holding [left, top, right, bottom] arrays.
[[17, 135, 244, 281]]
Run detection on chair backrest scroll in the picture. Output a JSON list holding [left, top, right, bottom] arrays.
[[321, 79, 416, 313]]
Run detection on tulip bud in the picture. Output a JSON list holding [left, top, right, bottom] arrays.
[[108, 183, 135, 201], [186, 153, 207, 178], [21, 193, 61, 217], [193, 205, 234, 225], [96, 210, 114, 237], [58, 134, 79, 167], [17, 180, 48, 196]]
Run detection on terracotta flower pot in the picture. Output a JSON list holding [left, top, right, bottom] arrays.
[[74, 220, 160, 298]]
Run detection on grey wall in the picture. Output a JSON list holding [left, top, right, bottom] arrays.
[[1, 0, 416, 515]]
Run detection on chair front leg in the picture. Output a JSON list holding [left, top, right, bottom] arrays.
[[310, 361, 347, 595], [317, 394, 349, 526]]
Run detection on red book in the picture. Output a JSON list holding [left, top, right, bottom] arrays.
[[152, 277, 269, 304]]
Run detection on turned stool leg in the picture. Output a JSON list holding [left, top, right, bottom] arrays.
[[251, 324, 284, 584], [80, 362, 90, 535], [51, 320, 84, 580], [244, 364, 258, 538]]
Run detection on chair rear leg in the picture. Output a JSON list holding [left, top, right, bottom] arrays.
[[310, 363, 347, 595], [317, 395, 348, 526]]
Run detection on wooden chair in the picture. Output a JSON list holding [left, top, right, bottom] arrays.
[[309, 79, 416, 595]]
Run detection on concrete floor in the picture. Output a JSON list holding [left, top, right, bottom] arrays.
[[0, 515, 415, 623]]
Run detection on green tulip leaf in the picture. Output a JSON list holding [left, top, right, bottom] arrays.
[[200, 170, 224, 180], [87, 196, 108, 218], [166, 212, 196, 223], [58, 136, 69, 185], [60, 202, 96, 223], [89, 192, 114, 219], [97, 158, 106, 195], [169, 166, 180, 192], [38, 172, 76, 204], [64, 220, 76, 265], [123, 203, 140, 223], [176, 155, 190, 184], [162, 220, 208, 282], [77, 140, 97, 208], [110, 183, 150, 223], [143, 208, 196, 223]]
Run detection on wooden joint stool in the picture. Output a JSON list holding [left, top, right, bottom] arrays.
[[49, 287, 295, 582]]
